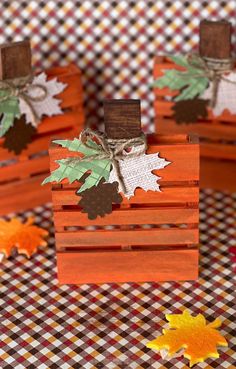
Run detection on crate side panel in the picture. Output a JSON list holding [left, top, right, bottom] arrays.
[[52, 186, 199, 206], [155, 118, 236, 141], [54, 208, 199, 227], [55, 228, 199, 249], [200, 158, 236, 192], [0, 174, 51, 215], [57, 248, 199, 284]]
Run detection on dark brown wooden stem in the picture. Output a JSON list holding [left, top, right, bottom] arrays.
[[104, 99, 142, 139], [0, 40, 32, 80], [199, 20, 231, 59]]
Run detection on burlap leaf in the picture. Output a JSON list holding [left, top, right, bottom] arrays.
[[201, 71, 236, 116], [172, 98, 209, 124], [19, 72, 66, 127], [77, 180, 122, 220], [3, 115, 36, 154]]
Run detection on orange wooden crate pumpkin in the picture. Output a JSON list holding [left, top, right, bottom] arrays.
[[48, 132, 199, 284], [153, 21, 236, 192], [0, 63, 84, 215]]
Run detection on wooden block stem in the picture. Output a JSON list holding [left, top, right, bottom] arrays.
[[104, 99, 142, 139], [0, 40, 32, 80], [199, 20, 231, 59]]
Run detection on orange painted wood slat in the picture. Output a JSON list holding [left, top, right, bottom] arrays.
[[55, 228, 199, 249], [154, 100, 236, 125], [200, 143, 236, 160], [52, 185, 199, 206], [0, 174, 51, 215], [155, 118, 236, 141], [0, 155, 49, 183], [54, 208, 199, 227], [200, 158, 236, 192], [49, 134, 199, 183], [57, 248, 199, 284]]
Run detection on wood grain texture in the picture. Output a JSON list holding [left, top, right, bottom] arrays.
[[49, 132, 199, 283], [54, 207, 199, 227], [0, 64, 84, 215], [57, 249, 199, 284], [104, 99, 142, 139], [199, 20, 231, 59], [52, 186, 199, 206], [55, 228, 199, 249], [153, 56, 236, 192], [0, 40, 32, 80], [200, 158, 236, 192]]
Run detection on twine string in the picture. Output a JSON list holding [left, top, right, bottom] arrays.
[[65, 128, 147, 194], [176, 53, 236, 107], [0, 76, 47, 125]]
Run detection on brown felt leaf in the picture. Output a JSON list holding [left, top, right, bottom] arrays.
[[77, 180, 123, 220], [172, 99, 209, 124], [3, 115, 36, 154]]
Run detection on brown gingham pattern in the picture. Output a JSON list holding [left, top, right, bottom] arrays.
[[0, 1, 236, 130], [0, 189, 235, 369]]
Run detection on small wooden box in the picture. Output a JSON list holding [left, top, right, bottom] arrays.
[[49, 133, 199, 284], [0, 64, 84, 215], [153, 56, 236, 192]]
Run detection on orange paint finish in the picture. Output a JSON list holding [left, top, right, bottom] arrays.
[[48, 134, 199, 284], [0, 64, 84, 215]]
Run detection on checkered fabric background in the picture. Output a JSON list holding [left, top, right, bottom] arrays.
[[0, 1, 236, 129], [0, 189, 235, 368]]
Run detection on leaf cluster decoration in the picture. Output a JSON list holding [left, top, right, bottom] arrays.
[[43, 132, 171, 219], [153, 55, 209, 101], [42, 138, 112, 193], [172, 98, 209, 124], [0, 217, 48, 258], [146, 310, 228, 367], [78, 179, 123, 219], [0, 72, 66, 154]]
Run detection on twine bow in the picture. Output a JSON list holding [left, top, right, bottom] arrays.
[[0, 76, 47, 125], [179, 54, 235, 107], [66, 128, 147, 194]]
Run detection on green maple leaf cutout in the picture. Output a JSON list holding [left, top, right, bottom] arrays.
[[153, 55, 209, 101], [42, 138, 112, 193], [0, 91, 20, 137]]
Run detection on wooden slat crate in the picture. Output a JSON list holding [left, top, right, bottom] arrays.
[[0, 64, 84, 215], [49, 133, 199, 284], [154, 20, 236, 192]]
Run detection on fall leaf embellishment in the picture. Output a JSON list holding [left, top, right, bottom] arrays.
[[172, 99, 209, 124], [78, 180, 123, 220], [3, 116, 37, 154], [146, 310, 228, 367], [0, 217, 48, 258]]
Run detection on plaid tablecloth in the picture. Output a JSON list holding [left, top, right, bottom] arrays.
[[0, 189, 235, 369]]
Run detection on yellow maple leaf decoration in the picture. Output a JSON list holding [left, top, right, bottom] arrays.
[[146, 310, 228, 367], [0, 217, 48, 258]]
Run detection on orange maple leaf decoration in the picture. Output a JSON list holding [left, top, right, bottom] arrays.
[[146, 310, 228, 367], [0, 217, 48, 258]]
